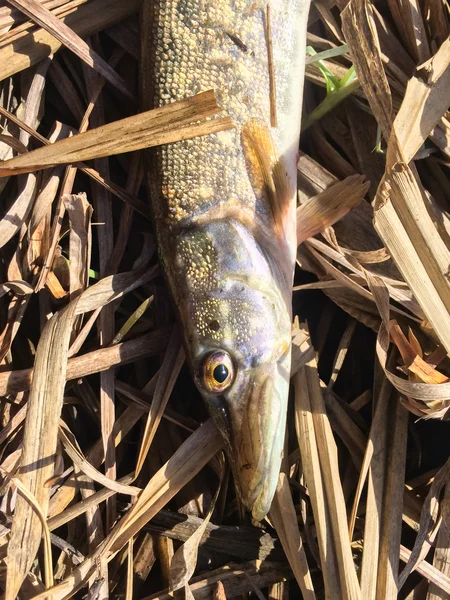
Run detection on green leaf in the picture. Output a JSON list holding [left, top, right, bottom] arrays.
[[306, 45, 340, 94], [306, 43, 349, 64], [88, 268, 100, 280]]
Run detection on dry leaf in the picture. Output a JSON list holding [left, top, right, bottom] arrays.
[[399, 458, 450, 590], [169, 459, 224, 594], [1, 1, 449, 598], [294, 363, 341, 599], [135, 328, 185, 476], [213, 581, 227, 600], [0, 327, 170, 397], [6, 0, 134, 98], [269, 472, 316, 599], [390, 320, 449, 385], [341, 0, 393, 139], [58, 425, 141, 497], [0, 58, 50, 248], [6, 298, 79, 600], [297, 174, 369, 245], [0, 0, 141, 80], [305, 354, 361, 600], [63, 192, 93, 300], [394, 39, 450, 163], [31, 419, 223, 599]]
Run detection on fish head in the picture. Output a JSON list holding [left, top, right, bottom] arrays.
[[193, 334, 291, 522], [176, 219, 293, 520]]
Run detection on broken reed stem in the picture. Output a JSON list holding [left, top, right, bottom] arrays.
[[265, 3, 277, 128], [0, 329, 171, 396], [0, 90, 234, 176], [0, 103, 149, 216]]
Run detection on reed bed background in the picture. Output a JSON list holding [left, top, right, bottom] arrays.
[[0, 0, 449, 598]]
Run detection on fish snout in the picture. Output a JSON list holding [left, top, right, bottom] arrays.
[[232, 371, 286, 521]]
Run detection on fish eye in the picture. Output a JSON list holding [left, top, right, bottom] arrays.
[[202, 351, 234, 393]]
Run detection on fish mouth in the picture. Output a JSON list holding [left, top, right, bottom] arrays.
[[210, 367, 288, 521]]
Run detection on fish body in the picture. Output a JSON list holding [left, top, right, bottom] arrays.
[[142, 0, 310, 519]]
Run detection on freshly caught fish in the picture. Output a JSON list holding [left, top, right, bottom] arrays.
[[142, 0, 310, 520]]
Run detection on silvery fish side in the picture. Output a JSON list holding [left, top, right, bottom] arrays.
[[142, 0, 310, 520]]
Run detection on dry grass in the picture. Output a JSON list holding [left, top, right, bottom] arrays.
[[0, 0, 449, 598]]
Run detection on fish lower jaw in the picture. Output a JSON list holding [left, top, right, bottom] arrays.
[[238, 468, 279, 522], [237, 451, 282, 521], [252, 485, 275, 522]]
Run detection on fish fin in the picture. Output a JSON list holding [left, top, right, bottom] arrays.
[[241, 119, 293, 239]]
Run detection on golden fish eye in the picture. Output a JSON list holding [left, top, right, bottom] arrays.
[[203, 351, 234, 393]]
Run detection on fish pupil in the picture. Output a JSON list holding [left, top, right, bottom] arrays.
[[213, 364, 228, 384]]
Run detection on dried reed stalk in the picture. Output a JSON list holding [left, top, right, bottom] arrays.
[[0, 90, 233, 176]]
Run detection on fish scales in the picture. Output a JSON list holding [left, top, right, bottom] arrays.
[[142, 0, 310, 519]]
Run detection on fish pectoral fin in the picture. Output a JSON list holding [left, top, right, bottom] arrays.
[[241, 119, 293, 239]]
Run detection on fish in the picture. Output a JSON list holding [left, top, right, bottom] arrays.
[[141, 0, 310, 520]]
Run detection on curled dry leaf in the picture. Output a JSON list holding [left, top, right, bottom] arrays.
[[0, 280, 33, 298], [45, 270, 69, 300], [390, 320, 449, 385], [58, 425, 141, 497], [368, 274, 450, 418], [62, 192, 93, 300]]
